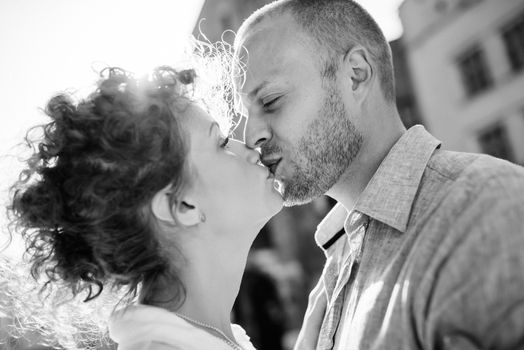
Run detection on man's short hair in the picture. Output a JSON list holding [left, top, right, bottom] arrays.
[[236, 0, 396, 103]]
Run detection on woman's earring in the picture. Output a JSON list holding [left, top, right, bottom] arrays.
[[200, 213, 206, 223]]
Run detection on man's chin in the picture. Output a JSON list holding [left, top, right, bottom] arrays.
[[280, 176, 331, 207], [281, 184, 317, 207], [283, 197, 316, 207]]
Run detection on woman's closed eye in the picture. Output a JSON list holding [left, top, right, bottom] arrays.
[[211, 123, 230, 149]]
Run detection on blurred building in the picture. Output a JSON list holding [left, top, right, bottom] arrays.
[[391, 38, 425, 128], [400, 0, 524, 164]]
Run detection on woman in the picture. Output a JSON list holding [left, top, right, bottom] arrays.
[[8, 65, 283, 350]]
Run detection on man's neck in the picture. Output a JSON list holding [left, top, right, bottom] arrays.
[[328, 115, 406, 211]]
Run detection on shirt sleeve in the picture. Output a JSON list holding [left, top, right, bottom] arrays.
[[424, 174, 524, 350]]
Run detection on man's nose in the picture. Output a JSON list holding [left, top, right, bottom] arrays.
[[229, 139, 261, 164], [244, 113, 271, 149]]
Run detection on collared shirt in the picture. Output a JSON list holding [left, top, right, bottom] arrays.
[[298, 125, 524, 350]]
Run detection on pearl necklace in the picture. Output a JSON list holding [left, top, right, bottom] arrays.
[[174, 312, 244, 350]]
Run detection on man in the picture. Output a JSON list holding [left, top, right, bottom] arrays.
[[233, 0, 524, 349]]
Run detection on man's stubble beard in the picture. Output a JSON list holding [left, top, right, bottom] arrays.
[[282, 85, 363, 207]]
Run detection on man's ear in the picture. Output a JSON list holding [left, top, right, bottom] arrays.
[[343, 46, 373, 102], [151, 187, 202, 227]]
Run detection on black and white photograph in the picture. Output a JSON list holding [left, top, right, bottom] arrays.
[[1, 0, 524, 349]]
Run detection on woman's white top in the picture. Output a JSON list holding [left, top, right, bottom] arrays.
[[109, 304, 256, 350]]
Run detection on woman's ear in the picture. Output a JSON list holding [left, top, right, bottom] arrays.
[[151, 186, 203, 227], [172, 195, 202, 227], [151, 186, 176, 224]]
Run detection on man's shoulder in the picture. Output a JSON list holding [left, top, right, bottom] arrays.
[[411, 151, 524, 349], [425, 149, 524, 195], [425, 151, 524, 228], [414, 150, 524, 235]]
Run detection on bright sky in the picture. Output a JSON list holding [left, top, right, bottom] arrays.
[[0, 0, 404, 258], [357, 0, 405, 41]]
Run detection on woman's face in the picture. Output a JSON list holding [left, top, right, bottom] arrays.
[[181, 104, 283, 233]]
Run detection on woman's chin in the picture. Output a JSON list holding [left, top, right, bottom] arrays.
[[265, 198, 284, 221], [252, 203, 282, 229]]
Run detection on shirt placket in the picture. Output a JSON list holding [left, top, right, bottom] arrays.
[[317, 211, 369, 350]]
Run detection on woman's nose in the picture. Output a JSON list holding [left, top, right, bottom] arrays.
[[229, 139, 261, 164]]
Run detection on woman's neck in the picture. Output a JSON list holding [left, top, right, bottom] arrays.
[[178, 241, 249, 339], [148, 227, 253, 341]]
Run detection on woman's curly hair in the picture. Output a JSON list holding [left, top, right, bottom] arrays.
[[2, 38, 239, 349], [8, 66, 201, 307]]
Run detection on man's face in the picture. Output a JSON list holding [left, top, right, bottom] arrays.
[[236, 17, 363, 206]]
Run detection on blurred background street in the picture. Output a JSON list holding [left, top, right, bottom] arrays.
[[1, 0, 523, 349]]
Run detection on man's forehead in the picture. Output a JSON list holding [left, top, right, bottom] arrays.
[[236, 12, 296, 49], [236, 55, 291, 101], [235, 14, 312, 67], [236, 31, 312, 95]]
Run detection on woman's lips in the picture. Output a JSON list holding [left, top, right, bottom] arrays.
[[265, 163, 283, 196]]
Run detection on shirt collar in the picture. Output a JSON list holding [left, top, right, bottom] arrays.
[[314, 125, 441, 250], [314, 202, 348, 250]]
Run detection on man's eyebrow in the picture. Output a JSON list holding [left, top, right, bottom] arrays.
[[248, 80, 270, 100], [209, 122, 219, 136]]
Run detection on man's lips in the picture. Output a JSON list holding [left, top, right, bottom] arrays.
[[262, 158, 281, 176]]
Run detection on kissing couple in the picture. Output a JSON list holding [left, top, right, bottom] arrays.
[[8, 1, 524, 349]]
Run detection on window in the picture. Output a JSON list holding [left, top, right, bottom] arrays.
[[478, 123, 514, 161], [502, 12, 524, 73], [457, 46, 493, 97]]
